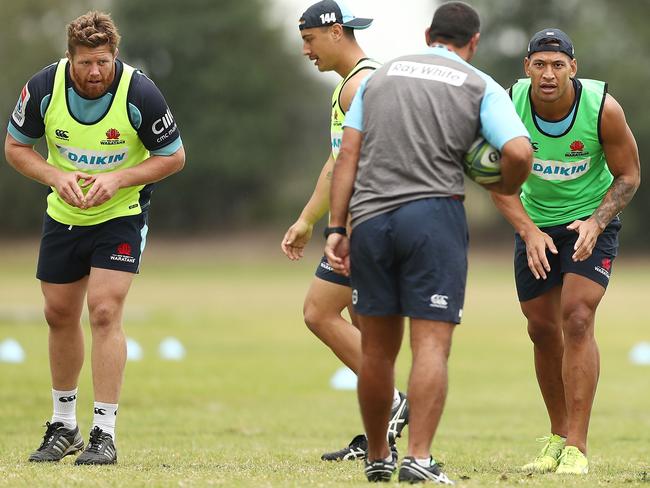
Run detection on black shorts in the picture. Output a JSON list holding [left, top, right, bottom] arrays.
[[350, 197, 468, 323], [514, 216, 621, 302], [314, 254, 351, 287], [37, 212, 149, 284]]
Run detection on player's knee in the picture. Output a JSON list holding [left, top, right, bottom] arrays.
[[43, 300, 82, 329], [562, 305, 594, 340], [526, 319, 560, 345], [303, 301, 326, 334], [88, 302, 119, 330]]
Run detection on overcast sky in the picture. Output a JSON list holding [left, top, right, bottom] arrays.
[[273, 0, 436, 82]]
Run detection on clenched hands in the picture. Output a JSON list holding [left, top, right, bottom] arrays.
[[52, 171, 94, 209], [324, 233, 350, 277]]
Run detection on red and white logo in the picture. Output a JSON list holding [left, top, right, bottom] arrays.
[[570, 140, 585, 152], [117, 243, 132, 256], [601, 258, 612, 272], [106, 128, 121, 140], [11, 84, 30, 127], [594, 257, 612, 279]]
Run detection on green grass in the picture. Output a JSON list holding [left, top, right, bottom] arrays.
[[0, 239, 648, 487]]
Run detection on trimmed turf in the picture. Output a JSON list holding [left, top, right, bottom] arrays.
[[0, 240, 648, 486]]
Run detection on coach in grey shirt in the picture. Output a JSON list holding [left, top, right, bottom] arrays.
[[324, 2, 532, 483]]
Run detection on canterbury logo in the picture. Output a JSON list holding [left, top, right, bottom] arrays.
[[94, 407, 106, 415], [430, 294, 449, 309], [55, 129, 69, 140], [59, 395, 76, 402]]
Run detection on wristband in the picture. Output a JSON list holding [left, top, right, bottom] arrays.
[[323, 226, 347, 238]]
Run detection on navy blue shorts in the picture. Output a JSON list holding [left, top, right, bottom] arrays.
[[350, 197, 468, 323], [37, 212, 149, 284], [514, 216, 621, 302], [315, 255, 350, 287]]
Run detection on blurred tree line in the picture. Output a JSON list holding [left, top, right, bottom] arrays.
[[0, 0, 647, 248]]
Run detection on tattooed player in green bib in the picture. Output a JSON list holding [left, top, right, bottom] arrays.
[[492, 29, 640, 475]]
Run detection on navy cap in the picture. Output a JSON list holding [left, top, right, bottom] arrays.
[[299, 0, 373, 31], [527, 28, 575, 59]]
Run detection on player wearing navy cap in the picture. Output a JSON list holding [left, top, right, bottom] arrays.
[[281, 0, 409, 462], [492, 28, 640, 474]]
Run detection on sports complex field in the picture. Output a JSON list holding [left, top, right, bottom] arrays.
[[0, 238, 648, 487]]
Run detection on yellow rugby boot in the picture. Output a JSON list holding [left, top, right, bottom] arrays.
[[520, 434, 565, 473], [555, 446, 589, 474]]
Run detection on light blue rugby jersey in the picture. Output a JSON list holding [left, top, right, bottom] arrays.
[[345, 45, 528, 151]]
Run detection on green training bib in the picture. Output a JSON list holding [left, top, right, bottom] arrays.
[[511, 78, 613, 227], [330, 58, 380, 160], [43, 59, 150, 226]]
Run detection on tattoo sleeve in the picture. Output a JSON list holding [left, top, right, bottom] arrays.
[[592, 176, 638, 228]]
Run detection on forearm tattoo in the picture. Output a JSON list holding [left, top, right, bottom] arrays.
[[593, 176, 638, 227], [326, 170, 333, 180]]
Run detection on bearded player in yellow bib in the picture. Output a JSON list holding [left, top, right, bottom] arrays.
[[5, 12, 184, 465], [280, 1, 408, 461], [491, 29, 640, 475]]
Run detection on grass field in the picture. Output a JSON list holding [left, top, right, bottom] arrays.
[[0, 238, 648, 487]]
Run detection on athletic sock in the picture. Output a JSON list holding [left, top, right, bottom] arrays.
[[51, 388, 78, 430], [392, 389, 401, 410], [415, 456, 432, 467], [384, 453, 394, 463], [93, 401, 118, 439]]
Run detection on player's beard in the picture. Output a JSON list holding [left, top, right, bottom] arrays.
[[70, 64, 115, 99]]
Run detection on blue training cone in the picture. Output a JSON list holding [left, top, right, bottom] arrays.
[[0, 338, 26, 363], [330, 366, 357, 390], [629, 342, 650, 365], [126, 337, 143, 361], [158, 337, 186, 361]]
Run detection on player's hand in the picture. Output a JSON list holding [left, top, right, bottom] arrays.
[[52, 170, 95, 209], [567, 218, 604, 262], [83, 172, 122, 209], [281, 218, 313, 260], [521, 227, 558, 280], [325, 233, 350, 276]]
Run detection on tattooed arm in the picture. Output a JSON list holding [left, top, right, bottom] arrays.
[[569, 94, 641, 261]]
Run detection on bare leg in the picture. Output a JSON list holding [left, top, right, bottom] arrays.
[[407, 319, 455, 458], [303, 277, 362, 373], [41, 278, 89, 390], [357, 314, 403, 461], [86, 268, 134, 403], [520, 285, 568, 436], [560, 273, 605, 454]]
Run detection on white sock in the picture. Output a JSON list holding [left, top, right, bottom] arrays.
[[415, 456, 432, 467], [391, 389, 401, 410], [93, 401, 118, 439], [51, 388, 77, 429]]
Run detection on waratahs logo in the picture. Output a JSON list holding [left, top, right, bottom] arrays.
[[101, 127, 125, 145], [601, 258, 612, 272], [570, 140, 584, 152], [566, 139, 588, 157], [117, 243, 132, 256], [111, 242, 136, 264], [595, 257, 612, 279]]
